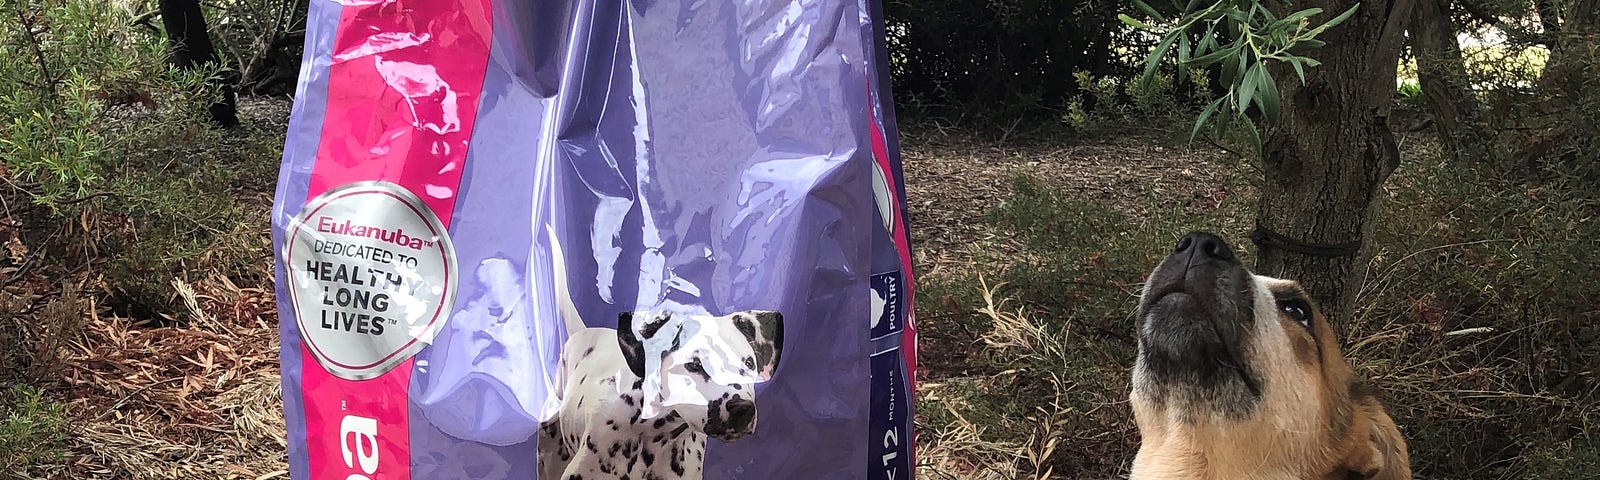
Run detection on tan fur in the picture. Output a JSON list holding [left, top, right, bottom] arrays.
[[1131, 277, 1410, 480]]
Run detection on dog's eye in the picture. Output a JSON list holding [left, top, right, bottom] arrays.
[[1279, 299, 1312, 327]]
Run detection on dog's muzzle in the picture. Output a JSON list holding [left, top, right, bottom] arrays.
[[1140, 231, 1248, 323], [1136, 232, 1258, 391], [705, 396, 757, 442]]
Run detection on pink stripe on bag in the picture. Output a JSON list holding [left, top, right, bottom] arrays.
[[298, 1, 493, 478]]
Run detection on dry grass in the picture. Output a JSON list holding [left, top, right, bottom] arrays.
[[2, 95, 1591, 479], [916, 281, 1079, 480]]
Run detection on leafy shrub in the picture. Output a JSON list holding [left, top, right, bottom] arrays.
[[1358, 146, 1600, 478], [1062, 69, 1206, 135], [0, 384, 69, 475], [0, 0, 276, 317], [1, 0, 220, 207]]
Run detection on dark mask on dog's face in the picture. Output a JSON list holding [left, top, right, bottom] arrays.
[[1134, 231, 1263, 418]]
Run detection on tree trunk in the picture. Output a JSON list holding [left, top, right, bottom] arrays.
[[1255, 0, 1416, 333], [1540, 0, 1598, 90], [1411, 0, 1498, 162], [158, 0, 238, 129]]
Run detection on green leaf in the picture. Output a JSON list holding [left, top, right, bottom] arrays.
[[1279, 7, 1325, 25], [1287, 56, 1308, 83], [1303, 57, 1322, 67], [1180, 31, 1193, 60], [1195, 23, 1217, 53], [1191, 98, 1223, 143], [1270, 29, 1290, 48], [1142, 32, 1181, 87], [1224, 5, 1251, 25], [1239, 63, 1261, 113], [1257, 66, 1280, 121], [1306, 4, 1360, 38], [1238, 116, 1262, 155], [1188, 45, 1236, 67], [1236, 51, 1250, 87], [1322, 4, 1360, 29], [1118, 14, 1150, 29], [1221, 48, 1241, 86], [1177, 35, 1192, 79], [1133, 0, 1167, 22]]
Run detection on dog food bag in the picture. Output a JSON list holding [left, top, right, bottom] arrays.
[[270, 0, 916, 478]]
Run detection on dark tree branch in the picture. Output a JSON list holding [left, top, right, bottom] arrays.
[[158, 0, 239, 129], [1369, 0, 1421, 98], [130, 9, 162, 34], [1535, 0, 1562, 37]]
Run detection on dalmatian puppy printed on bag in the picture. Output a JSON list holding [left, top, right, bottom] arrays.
[[536, 227, 786, 479], [537, 309, 784, 479]]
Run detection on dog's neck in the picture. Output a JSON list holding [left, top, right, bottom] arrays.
[[1131, 414, 1315, 480], [1130, 403, 1384, 480]]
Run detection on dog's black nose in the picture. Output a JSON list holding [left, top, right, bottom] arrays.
[[725, 397, 756, 429], [1175, 231, 1237, 265]]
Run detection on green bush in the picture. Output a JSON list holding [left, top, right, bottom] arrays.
[[1359, 147, 1600, 478], [1062, 69, 1207, 135], [1, 0, 220, 208], [0, 0, 276, 316], [0, 384, 69, 476]]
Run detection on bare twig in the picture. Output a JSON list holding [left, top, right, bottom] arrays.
[[14, 7, 59, 100]]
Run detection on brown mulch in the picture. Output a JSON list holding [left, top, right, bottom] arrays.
[[57, 273, 286, 479]]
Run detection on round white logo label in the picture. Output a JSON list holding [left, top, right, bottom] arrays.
[[284, 181, 458, 380]]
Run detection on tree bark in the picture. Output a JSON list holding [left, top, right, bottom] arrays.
[[1255, 0, 1416, 333], [1410, 0, 1497, 162], [158, 0, 238, 129], [1540, 0, 1598, 90]]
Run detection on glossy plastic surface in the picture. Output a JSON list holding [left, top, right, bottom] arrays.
[[271, 0, 916, 478]]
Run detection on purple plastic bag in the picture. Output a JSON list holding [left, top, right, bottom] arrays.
[[271, 0, 916, 478]]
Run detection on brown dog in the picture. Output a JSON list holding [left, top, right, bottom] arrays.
[[1128, 232, 1410, 480]]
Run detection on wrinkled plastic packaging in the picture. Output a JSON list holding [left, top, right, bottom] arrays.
[[271, 0, 916, 478]]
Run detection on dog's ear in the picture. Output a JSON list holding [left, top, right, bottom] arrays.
[[735, 310, 784, 380], [1336, 414, 1411, 480], [617, 312, 648, 378], [618, 311, 677, 378]]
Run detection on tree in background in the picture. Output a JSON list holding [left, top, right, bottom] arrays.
[[158, 0, 238, 128], [1127, 0, 1415, 329], [1409, 0, 1500, 163]]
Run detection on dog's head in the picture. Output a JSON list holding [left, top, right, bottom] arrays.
[[616, 309, 784, 442], [1130, 231, 1408, 479], [474, 256, 524, 318]]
